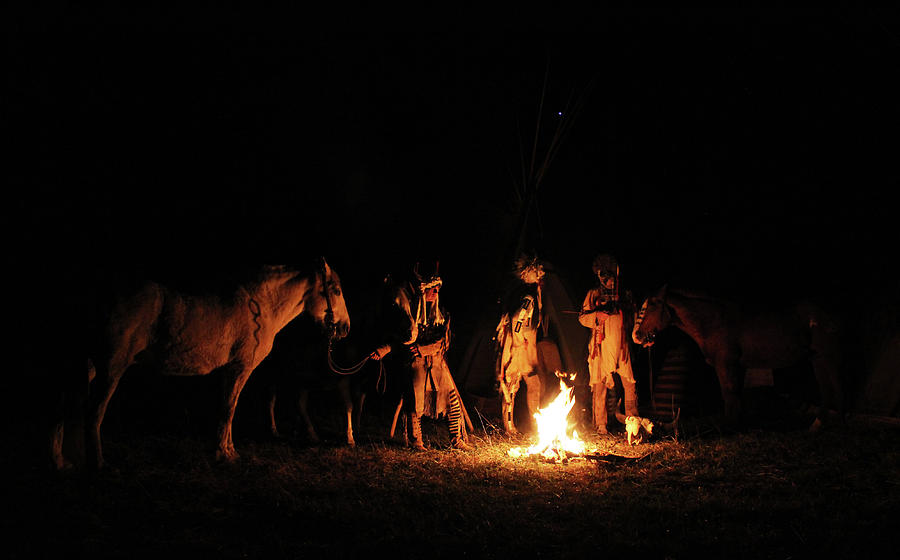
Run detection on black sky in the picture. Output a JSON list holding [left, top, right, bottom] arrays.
[[8, 9, 899, 315]]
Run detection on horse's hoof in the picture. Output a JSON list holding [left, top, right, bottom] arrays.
[[51, 457, 74, 472], [86, 455, 106, 472], [215, 449, 240, 463], [85, 461, 119, 477]]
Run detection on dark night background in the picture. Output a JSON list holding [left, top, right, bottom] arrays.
[[5, 9, 900, 558], [8, 8, 898, 308], [6, 8, 899, 401]]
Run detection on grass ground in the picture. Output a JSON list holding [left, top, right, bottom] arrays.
[[4, 391, 899, 560]]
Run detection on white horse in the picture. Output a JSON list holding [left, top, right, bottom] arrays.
[[52, 259, 350, 470]]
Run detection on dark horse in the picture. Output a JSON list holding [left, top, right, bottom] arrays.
[[632, 285, 843, 431], [51, 259, 350, 470]]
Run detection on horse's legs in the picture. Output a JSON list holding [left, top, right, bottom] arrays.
[[85, 361, 125, 470], [266, 382, 280, 438], [50, 415, 65, 470], [715, 361, 744, 428], [49, 379, 68, 470], [337, 377, 355, 446], [351, 381, 366, 441], [217, 365, 253, 462], [354, 388, 366, 433], [296, 387, 320, 444], [49, 358, 89, 471], [808, 321, 844, 431], [390, 396, 406, 444], [810, 351, 844, 431]]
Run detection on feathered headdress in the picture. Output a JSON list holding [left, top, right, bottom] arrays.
[[514, 254, 545, 284], [512, 254, 544, 332], [414, 262, 445, 326], [591, 253, 619, 277]]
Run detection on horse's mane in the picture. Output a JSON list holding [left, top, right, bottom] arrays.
[[378, 273, 418, 345], [254, 262, 319, 281], [666, 283, 820, 315], [667, 286, 729, 304], [114, 261, 325, 299], [385, 276, 415, 318]]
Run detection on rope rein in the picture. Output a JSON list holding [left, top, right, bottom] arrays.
[[318, 257, 387, 393], [325, 341, 387, 394], [326, 342, 370, 375]]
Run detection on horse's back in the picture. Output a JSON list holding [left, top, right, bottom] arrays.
[[735, 299, 840, 369], [94, 272, 253, 375]]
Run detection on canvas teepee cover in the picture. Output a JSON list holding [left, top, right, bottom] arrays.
[[457, 261, 589, 420]]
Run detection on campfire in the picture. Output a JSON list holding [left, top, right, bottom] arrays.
[[508, 373, 596, 462]]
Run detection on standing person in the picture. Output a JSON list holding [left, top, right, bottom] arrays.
[[495, 255, 545, 434], [578, 254, 639, 434], [370, 263, 471, 451]]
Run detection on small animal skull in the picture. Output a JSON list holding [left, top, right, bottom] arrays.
[[624, 416, 654, 445]]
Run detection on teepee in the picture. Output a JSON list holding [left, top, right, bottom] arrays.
[[456, 64, 594, 426]]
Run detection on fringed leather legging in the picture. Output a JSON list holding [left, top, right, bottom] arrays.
[[447, 389, 464, 443], [409, 388, 464, 445]]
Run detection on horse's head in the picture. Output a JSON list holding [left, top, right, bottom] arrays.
[[311, 258, 351, 340], [386, 276, 418, 345], [632, 284, 671, 348]]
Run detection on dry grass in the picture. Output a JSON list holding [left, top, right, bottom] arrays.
[[4, 401, 900, 559]]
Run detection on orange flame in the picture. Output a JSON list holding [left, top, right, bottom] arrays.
[[508, 373, 588, 462]]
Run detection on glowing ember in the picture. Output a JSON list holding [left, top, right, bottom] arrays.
[[508, 373, 593, 462]]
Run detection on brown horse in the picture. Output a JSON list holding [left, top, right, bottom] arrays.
[[632, 285, 843, 431], [52, 259, 350, 470]]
